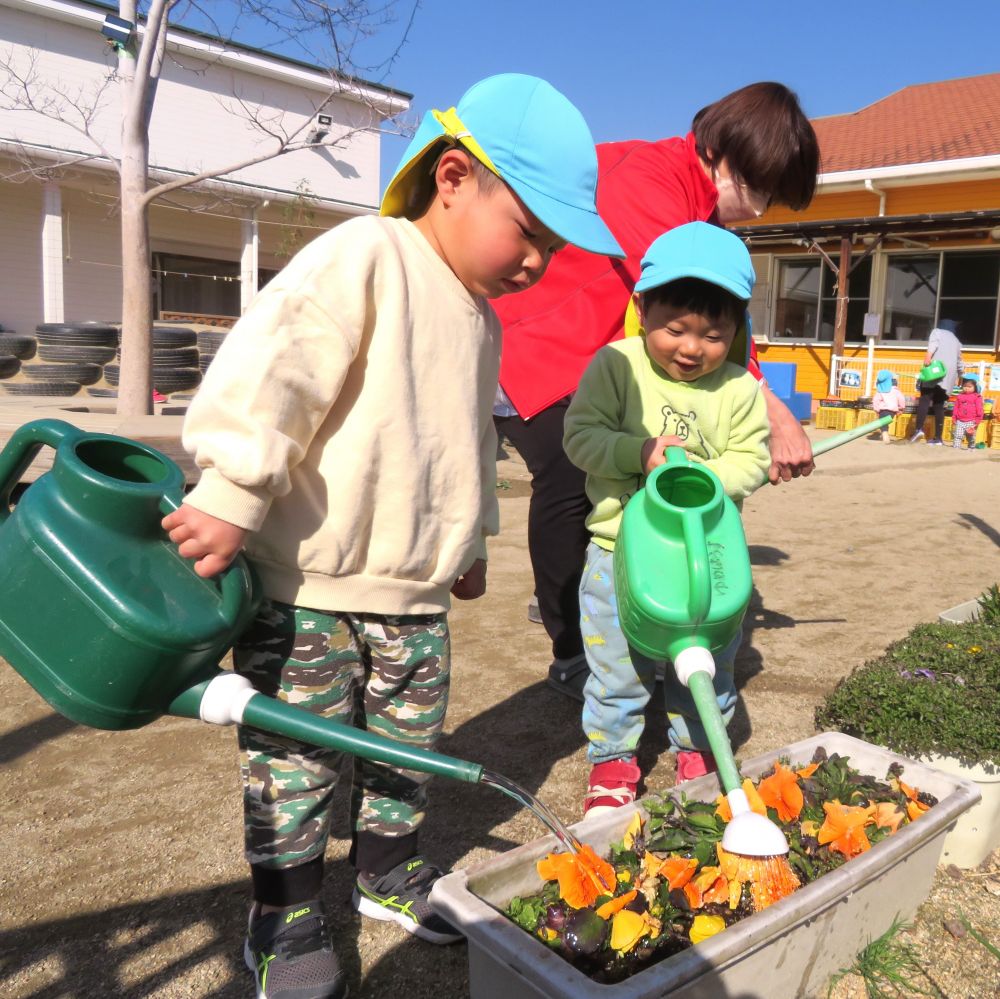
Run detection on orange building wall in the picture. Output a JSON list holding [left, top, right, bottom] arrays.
[[756, 342, 999, 405], [762, 177, 1000, 225]]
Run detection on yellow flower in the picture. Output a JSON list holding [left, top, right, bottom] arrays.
[[967, 646, 982, 654], [622, 812, 643, 850], [610, 909, 648, 953], [689, 914, 727, 944]]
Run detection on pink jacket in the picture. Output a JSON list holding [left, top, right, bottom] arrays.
[[952, 392, 984, 423], [872, 387, 906, 413]]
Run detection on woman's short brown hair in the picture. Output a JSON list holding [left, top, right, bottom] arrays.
[[693, 82, 820, 211]]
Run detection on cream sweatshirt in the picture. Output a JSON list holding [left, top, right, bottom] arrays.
[[182, 215, 502, 615], [564, 337, 770, 550]]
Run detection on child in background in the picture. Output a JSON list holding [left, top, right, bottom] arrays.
[[872, 369, 906, 443], [563, 223, 769, 816], [952, 374, 984, 449], [162, 74, 622, 999]]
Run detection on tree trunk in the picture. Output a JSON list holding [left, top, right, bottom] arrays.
[[115, 0, 153, 421], [117, 141, 153, 416]]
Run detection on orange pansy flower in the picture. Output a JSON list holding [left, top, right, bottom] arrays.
[[536, 844, 615, 909], [691, 864, 729, 907], [873, 802, 905, 833], [795, 762, 821, 779], [817, 801, 874, 859], [657, 855, 698, 890], [595, 889, 637, 920], [757, 762, 804, 822]]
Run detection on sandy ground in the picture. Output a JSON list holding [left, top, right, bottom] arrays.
[[2, 427, 999, 998]]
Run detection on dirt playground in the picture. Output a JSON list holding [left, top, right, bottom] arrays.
[[2, 428, 999, 998]]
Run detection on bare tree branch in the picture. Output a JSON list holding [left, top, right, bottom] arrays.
[[0, 0, 416, 415], [0, 47, 120, 169]]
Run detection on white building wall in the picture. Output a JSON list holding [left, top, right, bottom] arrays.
[[0, 178, 43, 333], [0, 0, 404, 330], [0, 2, 390, 210], [60, 186, 122, 322]]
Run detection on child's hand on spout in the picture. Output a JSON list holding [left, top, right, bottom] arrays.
[[641, 435, 684, 475], [451, 558, 487, 600], [161, 504, 248, 578]]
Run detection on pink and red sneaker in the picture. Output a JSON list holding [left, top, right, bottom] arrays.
[[584, 757, 641, 818], [675, 750, 717, 782]]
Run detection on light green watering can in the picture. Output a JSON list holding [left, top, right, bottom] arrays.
[[614, 418, 891, 856], [0, 419, 482, 784]]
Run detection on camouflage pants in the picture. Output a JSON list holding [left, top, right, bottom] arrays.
[[234, 599, 450, 869]]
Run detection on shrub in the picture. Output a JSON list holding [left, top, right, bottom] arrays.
[[816, 608, 1000, 769]]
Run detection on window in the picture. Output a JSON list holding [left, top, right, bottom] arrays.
[[152, 253, 280, 319], [884, 250, 1000, 348], [772, 256, 871, 341], [884, 255, 937, 342], [154, 253, 242, 318]]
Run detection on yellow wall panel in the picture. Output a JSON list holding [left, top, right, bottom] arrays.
[[756, 343, 998, 402], [760, 178, 1000, 226]]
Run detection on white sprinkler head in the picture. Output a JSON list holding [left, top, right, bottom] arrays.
[[721, 788, 789, 856]]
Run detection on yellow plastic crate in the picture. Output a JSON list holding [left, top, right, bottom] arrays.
[[992, 421, 1000, 449], [854, 409, 880, 431], [890, 414, 917, 439], [814, 406, 857, 431]]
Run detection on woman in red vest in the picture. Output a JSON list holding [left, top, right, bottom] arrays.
[[493, 82, 821, 700]]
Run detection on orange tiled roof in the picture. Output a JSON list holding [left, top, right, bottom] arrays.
[[813, 73, 1000, 173]]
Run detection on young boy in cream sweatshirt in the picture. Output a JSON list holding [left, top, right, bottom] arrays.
[[564, 222, 769, 820], [162, 74, 622, 999]]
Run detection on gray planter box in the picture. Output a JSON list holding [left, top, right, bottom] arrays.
[[939, 599, 980, 624], [430, 732, 980, 999]]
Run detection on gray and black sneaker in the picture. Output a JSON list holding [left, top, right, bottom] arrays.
[[244, 899, 347, 999], [352, 856, 462, 944]]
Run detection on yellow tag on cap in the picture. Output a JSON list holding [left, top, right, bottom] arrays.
[[431, 107, 502, 178], [624, 297, 643, 337]]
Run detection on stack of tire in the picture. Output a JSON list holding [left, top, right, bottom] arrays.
[[1, 322, 115, 398], [0, 327, 39, 390], [196, 328, 227, 375], [104, 325, 202, 398]]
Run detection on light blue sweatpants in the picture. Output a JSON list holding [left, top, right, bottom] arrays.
[[579, 542, 739, 765]]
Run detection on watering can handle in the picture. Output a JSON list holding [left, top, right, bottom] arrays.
[[0, 419, 84, 523], [661, 447, 712, 624], [680, 512, 711, 625], [157, 491, 258, 624]]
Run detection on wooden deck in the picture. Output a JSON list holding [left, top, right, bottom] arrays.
[[0, 398, 197, 484]]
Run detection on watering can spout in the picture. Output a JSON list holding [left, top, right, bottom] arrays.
[[169, 672, 485, 785]]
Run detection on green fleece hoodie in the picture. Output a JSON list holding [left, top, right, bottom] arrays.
[[564, 336, 769, 550]]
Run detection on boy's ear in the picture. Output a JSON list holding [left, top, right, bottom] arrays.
[[433, 147, 476, 205], [631, 292, 644, 326]]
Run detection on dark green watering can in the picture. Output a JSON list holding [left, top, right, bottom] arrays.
[[0, 419, 481, 783]]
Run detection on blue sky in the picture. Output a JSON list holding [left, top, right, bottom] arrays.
[[225, 0, 1000, 192]]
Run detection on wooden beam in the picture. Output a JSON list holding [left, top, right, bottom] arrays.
[[831, 237, 853, 360], [0, 401, 196, 484]]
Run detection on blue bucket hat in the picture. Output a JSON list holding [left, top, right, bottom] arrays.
[[875, 369, 894, 392], [961, 373, 980, 389], [634, 222, 754, 298], [380, 74, 623, 258]]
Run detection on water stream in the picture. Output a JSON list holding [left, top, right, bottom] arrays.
[[480, 768, 584, 854]]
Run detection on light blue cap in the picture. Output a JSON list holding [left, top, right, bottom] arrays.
[[875, 369, 894, 391], [634, 222, 754, 299], [961, 373, 980, 389], [381, 74, 623, 258]]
